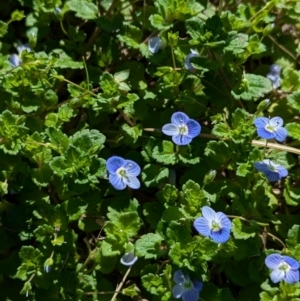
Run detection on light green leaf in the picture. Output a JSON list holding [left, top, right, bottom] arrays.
[[66, 0, 98, 20], [232, 74, 273, 101], [135, 233, 163, 259]]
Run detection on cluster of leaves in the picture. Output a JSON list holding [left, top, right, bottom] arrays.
[[1, 0, 300, 300]]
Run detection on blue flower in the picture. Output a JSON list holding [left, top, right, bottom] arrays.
[[172, 270, 203, 301], [185, 49, 199, 71], [106, 156, 141, 190], [162, 112, 201, 145], [265, 254, 299, 284], [267, 64, 281, 89], [194, 206, 232, 243], [254, 159, 288, 182], [148, 37, 165, 54], [269, 64, 281, 75], [254, 116, 287, 142], [9, 43, 31, 67], [120, 251, 138, 267]]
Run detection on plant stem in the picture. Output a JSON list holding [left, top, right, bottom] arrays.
[[110, 266, 132, 301]]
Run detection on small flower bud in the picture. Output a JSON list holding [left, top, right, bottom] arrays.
[[256, 98, 270, 113], [148, 37, 166, 54], [203, 170, 216, 185], [120, 251, 138, 267], [44, 257, 54, 273]]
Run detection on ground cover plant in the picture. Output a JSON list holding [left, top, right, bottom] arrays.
[[1, 0, 300, 300]]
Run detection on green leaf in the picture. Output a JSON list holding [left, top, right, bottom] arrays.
[[51, 235, 65, 246], [281, 68, 300, 92], [224, 32, 249, 55], [114, 69, 130, 83], [283, 178, 300, 206], [11, 10, 25, 21], [232, 74, 273, 101], [135, 233, 163, 259], [212, 123, 230, 138], [287, 91, 300, 112], [149, 14, 172, 30], [31, 164, 52, 187], [143, 202, 165, 229], [141, 164, 169, 187], [180, 180, 208, 216], [0, 21, 8, 37], [286, 123, 300, 140], [156, 184, 179, 206], [66, 0, 98, 20], [286, 225, 300, 248], [232, 218, 257, 239], [0, 110, 29, 155], [168, 31, 179, 47], [106, 207, 141, 241]]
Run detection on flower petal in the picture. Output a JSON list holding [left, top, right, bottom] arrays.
[[185, 52, 199, 71], [186, 119, 201, 138], [254, 117, 269, 128], [216, 212, 232, 230], [194, 217, 211, 236], [276, 166, 288, 179], [124, 160, 141, 176], [283, 256, 300, 270], [265, 254, 283, 269], [257, 127, 276, 140], [269, 64, 281, 75], [9, 54, 21, 67], [193, 280, 203, 292], [254, 162, 269, 173], [173, 270, 185, 284], [201, 206, 216, 222], [162, 124, 179, 136], [172, 134, 192, 146], [270, 269, 285, 283], [109, 174, 126, 190], [285, 269, 300, 284], [172, 284, 183, 298], [269, 117, 283, 128], [123, 175, 140, 189], [210, 227, 231, 243], [120, 252, 138, 266], [182, 289, 200, 301], [274, 127, 287, 142], [171, 112, 190, 126], [265, 170, 280, 182], [106, 156, 125, 174], [148, 37, 162, 54]]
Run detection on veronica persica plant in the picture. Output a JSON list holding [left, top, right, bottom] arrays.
[[194, 206, 232, 243], [265, 254, 300, 284], [185, 49, 199, 71], [106, 156, 141, 190], [162, 112, 201, 145], [254, 159, 288, 182], [172, 270, 203, 301], [254, 116, 288, 142]]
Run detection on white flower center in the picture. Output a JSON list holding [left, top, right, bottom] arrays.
[[183, 279, 193, 290], [211, 220, 221, 232], [178, 120, 188, 135], [267, 162, 278, 173], [117, 167, 128, 179], [265, 124, 276, 133], [278, 262, 290, 272]]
